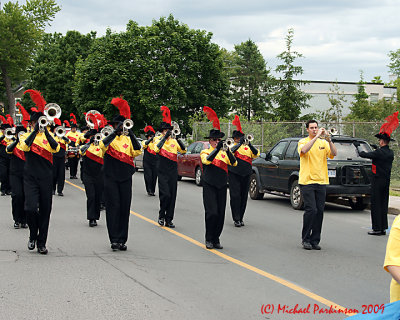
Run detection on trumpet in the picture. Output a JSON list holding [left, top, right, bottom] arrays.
[[100, 126, 113, 138], [123, 119, 134, 135], [38, 116, 49, 132], [222, 138, 234, 151], [55, 126, 66, 138], [243, 133, 254, 145], [171, 121, 181, 139], [4, 127, 15, 140], [319, 128, 337, 140], [85, 110, 100, 129], [44, 103, 61, 121]]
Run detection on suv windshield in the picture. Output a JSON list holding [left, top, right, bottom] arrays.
[[332, 141, 372, 161]]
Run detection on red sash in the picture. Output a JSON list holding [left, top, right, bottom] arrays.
[[86, 150, 104, 165], [13, 147, 26, 161], [106, 146, 134, 167], [212, 158, 228, 173], [31, 143, 53, 164], [159, 148, 177, 162], [235, 152, 252, 164]]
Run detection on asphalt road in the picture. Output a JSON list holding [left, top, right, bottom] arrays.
[[0, 171, 395, 320]]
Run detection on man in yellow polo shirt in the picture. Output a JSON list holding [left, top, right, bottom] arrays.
[[298, 120, 337, 250]]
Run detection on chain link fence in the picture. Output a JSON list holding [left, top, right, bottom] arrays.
[[193, 121, 400, 180]]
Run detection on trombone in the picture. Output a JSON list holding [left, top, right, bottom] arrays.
[[55, 126, 66, 138]]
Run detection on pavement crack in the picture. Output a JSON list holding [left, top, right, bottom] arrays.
[[93, 251, 176, 305]]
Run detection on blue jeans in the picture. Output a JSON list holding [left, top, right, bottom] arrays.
[[301, 184, 326, 245]]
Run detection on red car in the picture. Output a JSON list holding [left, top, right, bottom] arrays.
[[177, 141, 209, 186]]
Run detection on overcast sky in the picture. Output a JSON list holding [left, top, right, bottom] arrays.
[[43, 0, 400, 83]]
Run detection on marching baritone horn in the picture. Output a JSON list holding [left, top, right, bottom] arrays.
[[44, 103, 61, 121], [171, 121, 181, 139], [94, 133, 103, 144], [55, 126, 66, 138], [85, 110, 100, 129]]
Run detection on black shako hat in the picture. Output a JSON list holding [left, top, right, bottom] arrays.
[[29, 111, 44, 122], [158, 121, 173, 131], [232, 130, 245, 138], [15, 125, 27, 134], [108, 114, 126, 125], [0, 123, 11, 130], [374, 132, 394, 142], [204, 129, 225, 139]]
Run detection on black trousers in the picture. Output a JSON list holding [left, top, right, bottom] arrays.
[[24, 174, 53, 247], [158, 171, 177, 222], [371, 177, 389, 231], [68, 157, 79, 177], [10, 174, 26, 224], [228, 172, 251, 222], [82, 172, 104, 221], [203, 181, 227, 244], [143, 163, 157, 194], [104, 176, 132, 244], [301, 184, 326, 245], [52, 156, 65, 193], [0, 157, 10, 193]]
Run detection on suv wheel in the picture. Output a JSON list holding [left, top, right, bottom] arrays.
[[349, 197, 367, 211], [195, 167, 203, 186], [249, 173, 264, 200], [290, 180, 304, 210]]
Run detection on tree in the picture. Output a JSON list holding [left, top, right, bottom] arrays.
[[73, 15, 230, 133], [273, 28, 311, 120], [0, 0, 60, 119], [388, 49, 400, 78], [229, 39, 274, 121], [318, 81, 347, 124], [28, 31, 96, 121]]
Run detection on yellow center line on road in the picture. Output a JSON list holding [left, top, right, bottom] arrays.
[[65, 179, 354, 315]]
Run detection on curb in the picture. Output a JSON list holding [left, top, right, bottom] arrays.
[[389, 207, 400, 215]]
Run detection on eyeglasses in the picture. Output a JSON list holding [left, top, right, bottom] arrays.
[[211, 138, 221, 142]]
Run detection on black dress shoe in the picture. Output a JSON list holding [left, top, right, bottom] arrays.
[[28, 238, 36, 250], [89, 220, 97, 227], [119, 243, 127, 251], [165, 221, 175, 228], [240, 221, 245, 227], [158, 218, 165, 226], [14, 222, 20, 229], [368, 230, 386, 235], [111, 243, 119, 251], [57, 192, 64, 197], [213, 243, 223, 249], [20, 223, 28, 229], [312, 244, 321, 250], [234, 221, 241, 227], [1, 192, 6, 196], [37, 246, 48, 254], [205, 241, 214, 249], [302, 242, 312, 250]]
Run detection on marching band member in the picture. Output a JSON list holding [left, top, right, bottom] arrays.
[[228, 115, 259, 227], [357, 112, 398, 236], [154, 106, 186, 228], [142, 125, 158, 196], [52, 118, 70, 196], [100, 98, 141, 251], [201, 107, 237, 250], [66, 113, 80, 179], [7, 125, 28, 229], [0, 115, 13, 196], [80, 114, 107, 227], [6, 102, 30, 228], [21, 90, 60, 255]]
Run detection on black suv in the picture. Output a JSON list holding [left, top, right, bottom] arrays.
[[249, 136, 373, 210]]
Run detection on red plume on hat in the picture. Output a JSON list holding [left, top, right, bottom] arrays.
[[111, 97, 131, 119], [232, 115, 243, 134], [144, 125, 155, 134], [6, 114, 14, 127], [95, 113, 107, 129], [203, 106, 220, 130], [70, 113, 77, 125], [54, 118, 61, 126], [63, 120, 70, 127], [16, 102, 30, 128], [379, 111, 399, 137], [160, 106, 171, 125], [87, 113, 99, 130], [0, 115, 5, 124], [24, 89, 46, 113]]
